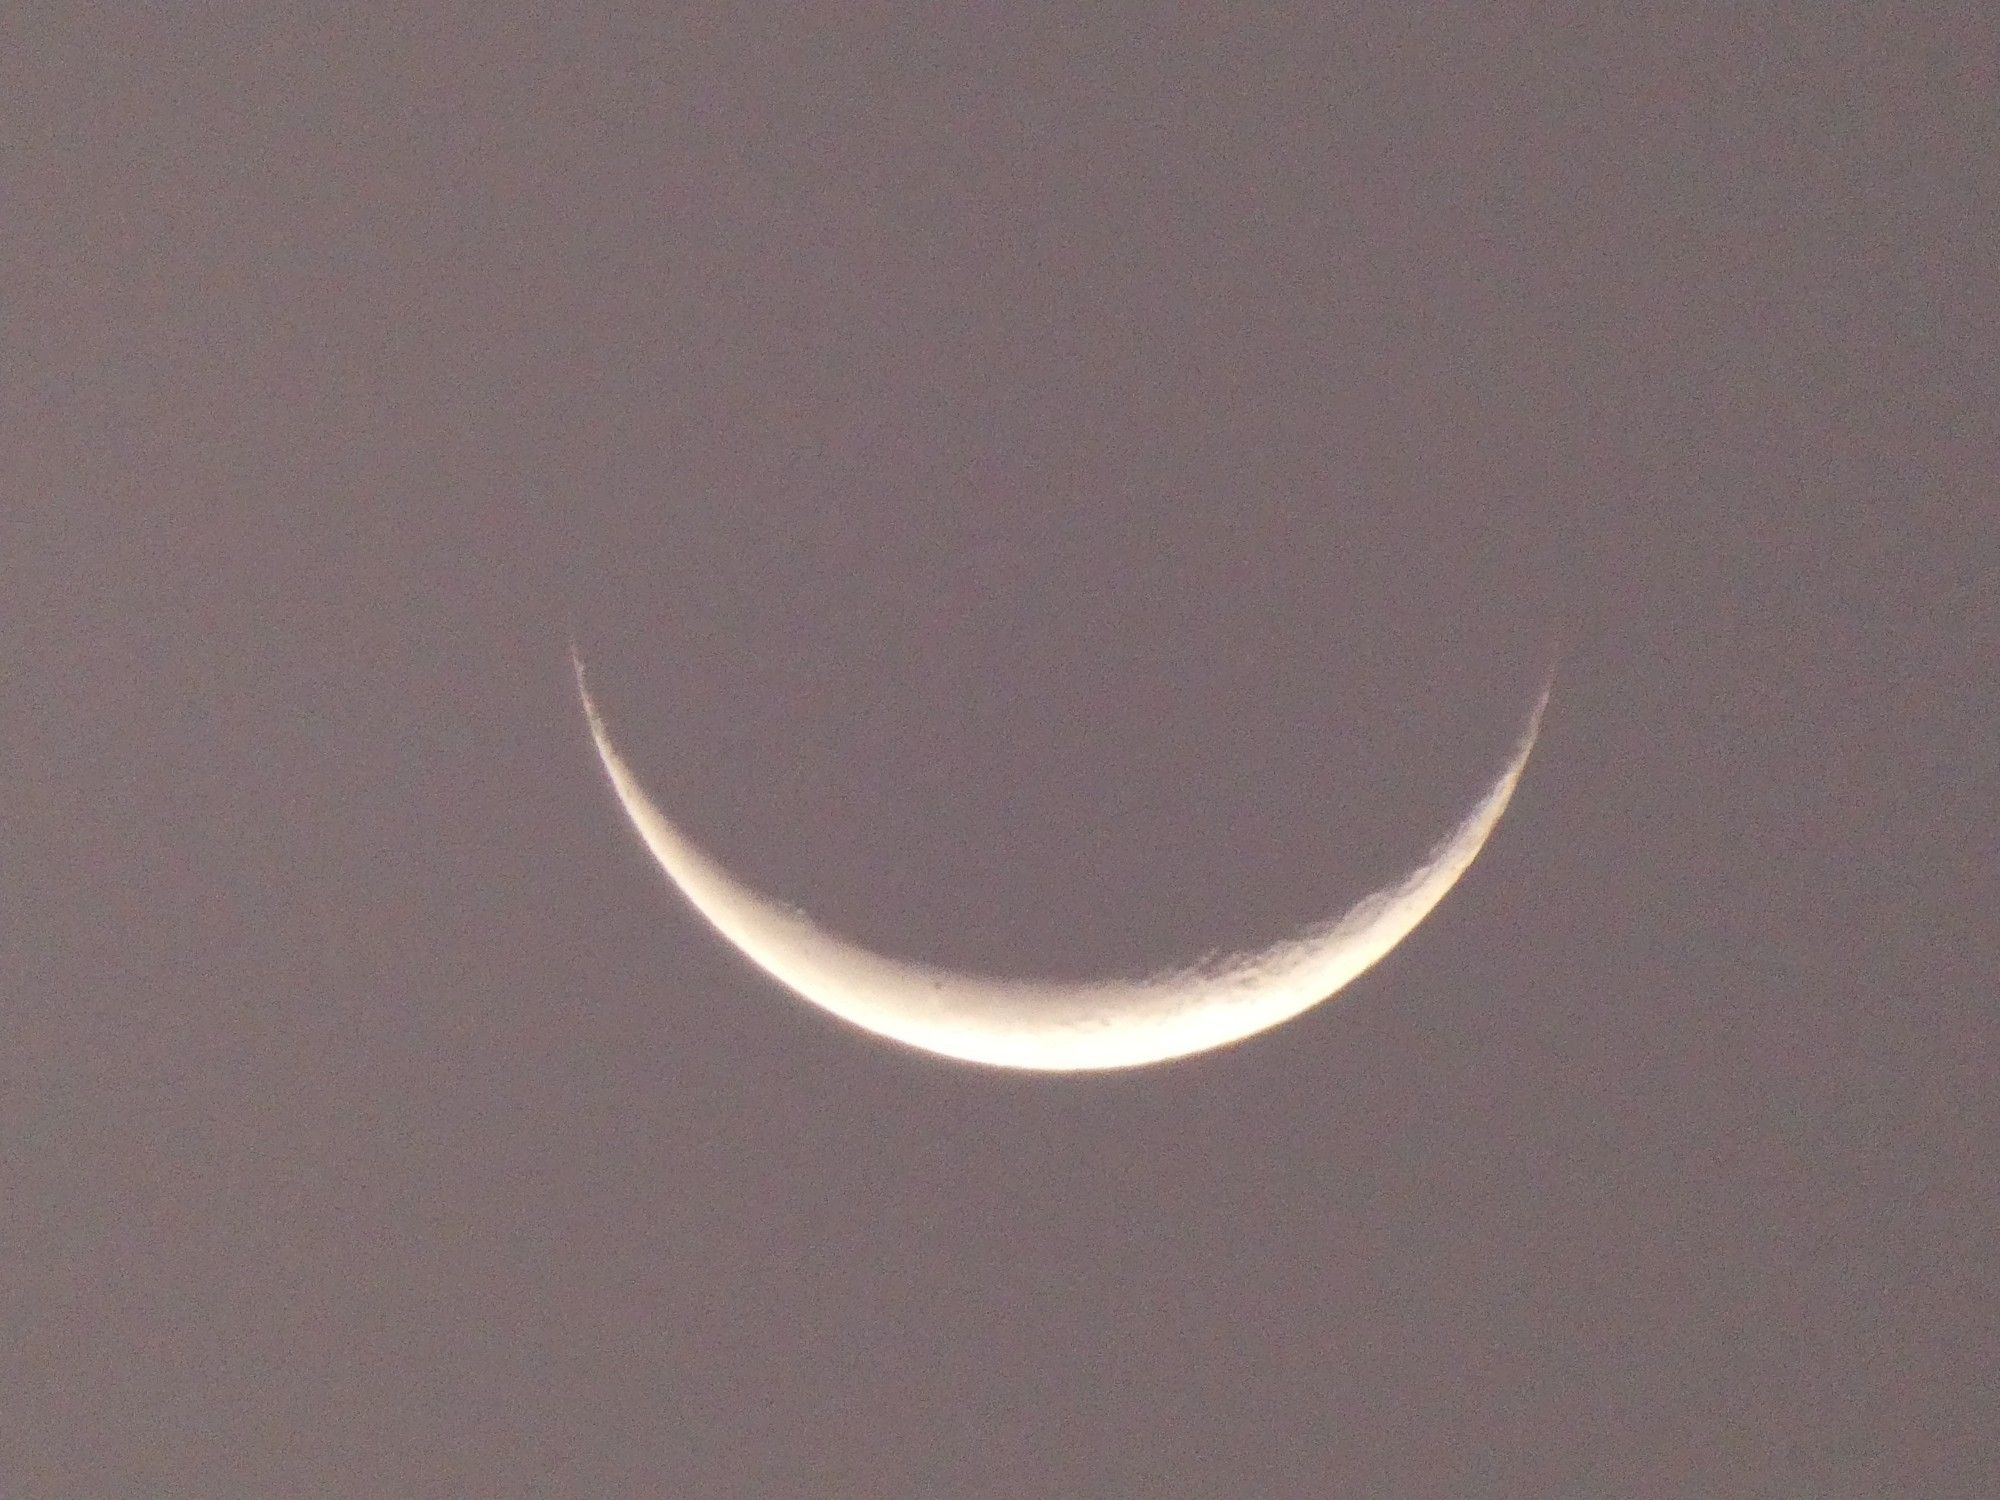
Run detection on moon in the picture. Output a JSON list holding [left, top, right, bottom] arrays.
[[576, 654, 1549, 1072]]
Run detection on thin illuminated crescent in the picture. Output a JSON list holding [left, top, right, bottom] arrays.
[[577, 655, 1547, 1072]]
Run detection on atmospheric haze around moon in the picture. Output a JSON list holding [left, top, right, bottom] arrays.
[[576, 653, 1549, 1072]]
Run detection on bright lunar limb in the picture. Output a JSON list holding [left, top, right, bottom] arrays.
[[576, 653, 1549, 1072]]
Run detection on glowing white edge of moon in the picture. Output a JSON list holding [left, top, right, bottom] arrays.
[[577, 654, 1549, 1072]]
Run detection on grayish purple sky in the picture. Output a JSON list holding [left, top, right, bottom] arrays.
[[6, 5, 1996, 1494]]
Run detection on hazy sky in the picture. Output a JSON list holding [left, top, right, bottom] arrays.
[[6, 5, 1995, 1495]]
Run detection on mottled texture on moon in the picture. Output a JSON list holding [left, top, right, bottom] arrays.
[[578, 656, 1548, 1071]]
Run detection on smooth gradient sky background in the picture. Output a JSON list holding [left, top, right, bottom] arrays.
[[6, 5, 1995, 1494]]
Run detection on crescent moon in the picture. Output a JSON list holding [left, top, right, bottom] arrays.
[[577, 655, 1548, 1072]]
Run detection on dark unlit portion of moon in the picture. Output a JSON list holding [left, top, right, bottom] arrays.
[[577, 653, 1548, 1071]]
